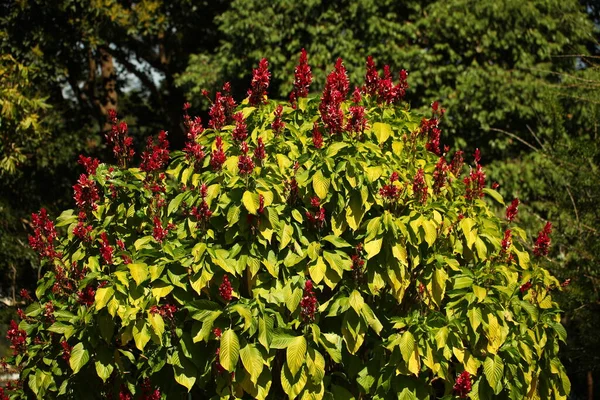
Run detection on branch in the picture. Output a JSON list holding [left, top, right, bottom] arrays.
[[487, 127, 539, 152]]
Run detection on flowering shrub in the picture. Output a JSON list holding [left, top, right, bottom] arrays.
[[4, 54, 569, 399]]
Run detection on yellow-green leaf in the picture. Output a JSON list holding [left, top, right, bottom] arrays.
[[364, 238, 383, 259], [128, 263, 149, 286], [287, 336, 307, 377], [243, 191, 260, 215], [312, 170, 330, 200], [240, 344, 264, 384], [69, 342, 89, 374], [220, 329, 240, 372], [372, 122, 392, 144], [95, 287, 114, 311]]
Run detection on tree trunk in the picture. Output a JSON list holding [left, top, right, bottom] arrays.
[[588, 370, 594, 400], [99, 46, 117, 132]]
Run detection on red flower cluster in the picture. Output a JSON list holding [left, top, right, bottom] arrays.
[[77, 286, 95, 306], [449, 150, 464, 177], [28, 208, 58, 259], [247, 58, 271, 106], [290, 49, 312, 105], [0, 387, 10, 400], [413, 168, 428, 204], [300, 280, 317, 322], [191, 184, 213, 224], [78, 155, 99, 175], [453, 371, 472, 398], [272, 105, 285, 135], [6, 320, 27, 355], [51, 265, 73, 295], [152, 216, 175, 243], [238, 142, 255, 176], [520, 281, 532, 294], [214, 348, 226, 374], [73, 173, 100, 211], [208, 83, 236, 130], [20, 289, 33, 302], [363, 56, 408, 104], [254, 137, 266, 164], [60, 340, 72, 362], [506, 198, 519, 222], [533, 221, 552, 257], [140, 131, 170, 173], [213, 327, 222, 338], [320, 58, 349, 134], [312, 123, 324, 149], [433, 157, 448, 194], [286, 177, 299, 205], [306, 197, 326, 230], [119, 387, 133, 400], [183, 112, 206, 169], [106, 110, 135, 167], [232, 112, 248, 142], [99, 232, 114, 265], [150, 304, 178, 321], [219, 275, 233, 302], [210, 136, 227, 171], [501, 229, 512, 254], [351, 243, 366, 281], [380, 172, 401, 201], [463, 149, 486, 200], [140, 378, 161, 400], [346, 105, 367, 135], [73, 211, 93, 241], [420, 103, 445, 156], [44, 301, 55, 323]]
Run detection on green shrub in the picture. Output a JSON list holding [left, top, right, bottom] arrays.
[[4, 54, 569, 399]]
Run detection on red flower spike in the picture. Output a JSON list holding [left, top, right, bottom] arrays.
[[453, 371, 472, 398], [6, 320, 27, 355], [254, 137, 266, 164], [28, 208, 58, 259], [78, 155, 100, 175], [152, 216, 172, 243], [248, 58, 271, 106], [533, 222, 552, 257], [433, 157, 448, 194], [60, 340, 72, 362], [141, 378, 161, 400], [232, 112, 248, 142], [346, 105, 367, 134], [520, 281, 533, 294], [450, 150, 465, 177], [290, 49, 312, 105], [319, 58, 348, 134], [501, 229, 512, 254], [73, 174, 100, 211], [213, 327, 222, 338], [300, 280, 317, 322], [463, 163, 486, 201], [364, 56, 380, 95], [506, 198, 519, 222], [99, 232, 114, 265], [210, 136, 227, 171], [105, 112, 135, 167], [140, 131, 170, 173], [312, 123, 324, 149], [77, 286, 95, 306], [413, 168, 428, 204], [272, 105, 285, 135], [352, 87, 362, 104], [219, 275, 233, 302]]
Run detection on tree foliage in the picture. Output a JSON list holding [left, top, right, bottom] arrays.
[[4, 57, 569, 399]]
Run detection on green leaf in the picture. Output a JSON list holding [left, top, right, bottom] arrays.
[[281, 364, 307, 399], [133, 320, 151, 351], [168, 192, 187, 215], [69, 342, 89, 374], [421, 219, 437, 247], [460, 217, 477, 249], [312, 170, 330, 200], [279, 223, 294, 250], [173, 355, 197, 392], [400, 330, 420, 375], [220, 329, 240, 372], [483, 355, 504, 392], [321, 235, 351, 248], [94, 286, 114, 310], [286, 336, 307, 377], [243, 191, 260, 215], [306, 347, 326, 384], [240, 344, 264, 384], [128, 263, 149, 286], [345, 191, 364, 231], [360, 303, 383, 335], [348, 290, 365, 314], [148, 312, 165, 339], [432, 268, 448, 307], [94, 347, 114, 382], [364, 238, 383, 259], [309, 257, 327, 284], [372, 122, 392, 144], [483, 188, 505, 205]]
